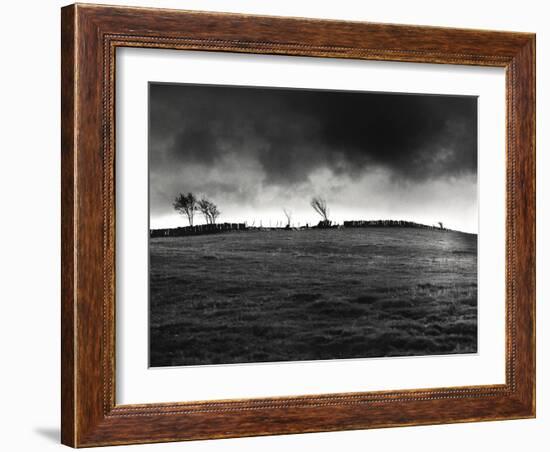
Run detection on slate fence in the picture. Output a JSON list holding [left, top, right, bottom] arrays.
[[150, 223, 246, 238]]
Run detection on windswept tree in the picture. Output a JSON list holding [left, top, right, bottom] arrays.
[[311, 196, 330, 224], [173, 192, 197, 226], [197, 198, 211, 224], [282, 208, 292, 228], [209, 202, 220, 224], [197, 197, 221, 225]]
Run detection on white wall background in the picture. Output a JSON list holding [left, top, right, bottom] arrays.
[[0, 1, 546, 450]]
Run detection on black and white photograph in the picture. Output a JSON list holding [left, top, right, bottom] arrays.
[[148, 82, 478, 367]]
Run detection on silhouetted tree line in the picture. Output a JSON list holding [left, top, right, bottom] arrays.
[[173, 192, 220, 226], [170, 193, 446, 233]]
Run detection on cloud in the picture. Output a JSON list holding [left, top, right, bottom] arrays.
[[149, 82, 477, 231]]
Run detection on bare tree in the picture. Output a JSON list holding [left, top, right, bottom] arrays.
[[310, 196, 329, 223], [173, 192, 197, 226], [282, 208, 292, 228], [209, 202, 220, 224], [197, 197, 221, 225], [197, 199, 210, 224], [438, 221, 444, 229]]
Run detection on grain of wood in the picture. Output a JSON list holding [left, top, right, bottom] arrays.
[[61, 3, 535, 447]]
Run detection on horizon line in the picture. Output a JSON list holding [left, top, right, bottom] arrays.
[[149, 218, 477, 235]]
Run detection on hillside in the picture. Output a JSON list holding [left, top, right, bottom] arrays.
[[149, 227, 477, 366]]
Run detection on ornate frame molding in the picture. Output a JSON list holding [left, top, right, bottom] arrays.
[[62, 4, 535, 447]]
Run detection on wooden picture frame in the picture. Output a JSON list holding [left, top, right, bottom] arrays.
[[61, 3, 535, 447]]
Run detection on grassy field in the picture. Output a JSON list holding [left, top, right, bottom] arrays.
[[149, 227, 477, 367]]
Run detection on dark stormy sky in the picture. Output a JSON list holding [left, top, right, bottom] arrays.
[[149, 83, 478, 233]]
